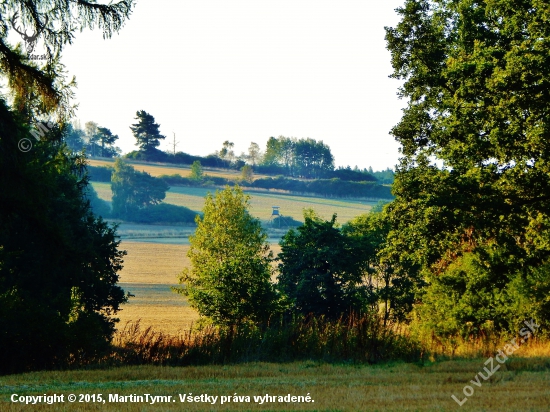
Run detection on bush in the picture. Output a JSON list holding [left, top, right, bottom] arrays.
[[125, 203, 199, 224], [87, 165, 113, 182], [84, 185, 111, 218], [331, 168, 377, 182], [245, 177, 393, 199], [159, 174, 232, 187]]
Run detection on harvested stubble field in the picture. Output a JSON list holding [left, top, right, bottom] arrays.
[[2, 360, 550, 411], [116, 241, 197, 334], [116, 241, 282, 335], [3, 241, 550, 412], [88, 158, 270, 181]]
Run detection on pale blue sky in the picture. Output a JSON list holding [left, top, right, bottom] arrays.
[[58, 0, 405, 171]]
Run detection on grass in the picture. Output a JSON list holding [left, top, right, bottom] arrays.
[[1, 359, 550, 411], [88, 158, 271, 181], [90, 182, 375, 224]]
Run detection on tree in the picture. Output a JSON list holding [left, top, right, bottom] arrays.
[[261, 136, 333, 178], [247, 142, 261, 166], [343, 209, 420, 324], [130, 110, 165, 152], [262, 136, 281, 166], [84, 121, 99, 156], [0, 0, 133, 374], [279, 137, 296, 175], [293, 138, 334, 178], [174, 186, 278, 327], [63, 122, 85, 152], [277, 211, 370, 319], [219, 140, 235, 166], [0, 106, 126, 373], [384, 0, 550, 334], [111, 158, 169, 219], [97, 126, 119, 158], [0, 1, 133, 122], [240, 165, 254, 183], [190, 160, 204, 182]]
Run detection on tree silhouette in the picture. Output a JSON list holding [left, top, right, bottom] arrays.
[[130, 110, 165, 152]]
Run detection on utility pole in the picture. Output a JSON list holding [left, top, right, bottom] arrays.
[[171, 132, 179, 155]]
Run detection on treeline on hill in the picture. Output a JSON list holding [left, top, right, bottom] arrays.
[[66, 110, 394, 191], [88, 165, 393, 199]]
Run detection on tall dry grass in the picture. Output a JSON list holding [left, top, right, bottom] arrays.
[[98, 315, 550, 371], [105, 313, 421, 367]]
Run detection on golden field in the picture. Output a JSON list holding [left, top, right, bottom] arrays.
[[87, 158, 270, 180], [116, 241, 281, 335]]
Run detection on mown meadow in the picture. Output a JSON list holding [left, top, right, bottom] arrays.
[[2, 359, 550, 411]]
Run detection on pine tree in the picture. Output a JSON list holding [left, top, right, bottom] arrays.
[[130, 110, 165, 152]]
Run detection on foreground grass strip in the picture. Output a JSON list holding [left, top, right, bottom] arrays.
[[1, 360, 549, 411]]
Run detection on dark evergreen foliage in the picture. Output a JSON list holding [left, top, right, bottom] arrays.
[[0, 100, 126, 374]]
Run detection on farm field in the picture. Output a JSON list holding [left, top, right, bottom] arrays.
[[2, 360, 550, 411], [87, 158, 271, 180], [116, 241, 281, 335], [116, 241, 196, 333], [90, 182, 376, 225]]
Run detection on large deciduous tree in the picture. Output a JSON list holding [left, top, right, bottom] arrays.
[[385, 0, 550, 335], [174, 186, 278, 327]]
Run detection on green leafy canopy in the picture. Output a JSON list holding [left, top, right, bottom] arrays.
[[385, 0, 550, 334], [174, 186, 278, 327]]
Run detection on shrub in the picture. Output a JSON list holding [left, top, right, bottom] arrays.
[[126, 203, 198, 224], [108, 313, 421, 366], [87, 165, 113, 182]]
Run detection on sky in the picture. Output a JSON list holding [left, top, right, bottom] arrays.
[[56, 0, 406, 171]]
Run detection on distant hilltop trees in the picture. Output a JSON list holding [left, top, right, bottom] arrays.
[[68, 109, 394, 193]]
